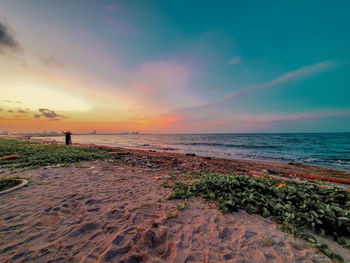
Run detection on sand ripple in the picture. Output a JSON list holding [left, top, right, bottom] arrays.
[[0, 161, 334, 262]]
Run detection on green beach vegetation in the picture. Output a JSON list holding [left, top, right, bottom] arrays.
[[0, 138, 109, 169], [0, 177, 22, 192], [170, 172, 350, 262]]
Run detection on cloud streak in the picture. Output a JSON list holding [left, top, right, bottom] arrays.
[[0, 21, 21, 52], [18, 109, 29, 114], [220, 60, 338, 104], [244, 111, 350, 123], [38, 54, 66, 68], [228, 56, 241, 65], [2, 99, 21, 103], [37, 109, 65, 120], [178, 60, 339, 113]]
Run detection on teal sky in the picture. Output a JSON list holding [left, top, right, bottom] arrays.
[[0, 0, 349, 133]]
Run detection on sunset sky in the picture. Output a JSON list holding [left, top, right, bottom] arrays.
[[0, 0, 349, 133]]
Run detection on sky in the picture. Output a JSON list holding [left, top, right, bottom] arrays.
[[0, 0, 349, 133]]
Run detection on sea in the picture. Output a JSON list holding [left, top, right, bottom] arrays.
[[39, 133, 350, 170]]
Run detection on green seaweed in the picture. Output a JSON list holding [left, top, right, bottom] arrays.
[[170, 172, 350, 260], [0, 138, 109, 169], [166, 212, 178, 219], [0, 178, 21, 191]]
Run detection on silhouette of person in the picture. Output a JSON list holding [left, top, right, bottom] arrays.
[[62, 131, 72, 145]]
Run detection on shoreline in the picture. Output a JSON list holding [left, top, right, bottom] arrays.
[[30, 133, 350, 170], [26, 135, 350, 171], [13, 135, 350, 182]]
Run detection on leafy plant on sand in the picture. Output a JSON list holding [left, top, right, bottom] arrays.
[[169, 172, 350, 262], [160, 181, 171, 188], [177, 203, 186, 211], [166, 212, 178, 219], [0, 177, 22, 191], [0, 138, 109, 169]]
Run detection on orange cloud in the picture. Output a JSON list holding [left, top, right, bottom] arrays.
[[0, 111, 183, 133], [136, 115, 181, 128]]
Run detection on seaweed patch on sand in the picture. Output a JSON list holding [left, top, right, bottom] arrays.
[[170, 172, 350, 261], [0, 138, 109, 170], [0, 177, 22, 192]]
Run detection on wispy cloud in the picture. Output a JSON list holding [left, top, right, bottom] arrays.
[[245, 111, 350, 123], [163, 110, 350, 133], [107, 4, 123, 12], [179, 60, 339, 113], [38, 54, 66, 68], [37, 109, 65, 120], [1, 99, 22, 104], [103, 16, 137, 36], [219, 60, 338, 103], [18, 109, 29, 114], [103, 4, 137, 36], [135, 115, 182, 128], [228, 56, 241, 65]]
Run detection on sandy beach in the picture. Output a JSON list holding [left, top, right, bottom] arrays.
[[26, 137, 350, 181], [1, 139, 350, 262]]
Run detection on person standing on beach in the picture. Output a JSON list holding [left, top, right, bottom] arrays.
[[62, 131, 72, 145]]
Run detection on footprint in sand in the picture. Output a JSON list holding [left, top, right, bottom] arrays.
[[38, 214, 61, 227]]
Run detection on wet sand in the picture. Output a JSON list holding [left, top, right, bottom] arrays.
[[1, 139, 350, 262]]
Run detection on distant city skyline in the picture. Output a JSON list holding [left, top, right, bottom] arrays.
[[0, 0, 349, 133]]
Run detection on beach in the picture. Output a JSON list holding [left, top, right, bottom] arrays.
[[2, 1, 349, 261], [1, 139, 350, 262]]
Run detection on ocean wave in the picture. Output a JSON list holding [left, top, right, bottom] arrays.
[[49, 133, 350, 170], [177, 142, 282, 149], [138, 144, 176, 151], [236, 153, 290, 162]]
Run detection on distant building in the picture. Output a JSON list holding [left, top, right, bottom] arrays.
[[1, 131, 9, 135], [90, 130, 97, 135], [42, 131, 57, 136]]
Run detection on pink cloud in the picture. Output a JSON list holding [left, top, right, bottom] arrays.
[[133, 114, 182, 129], [130, 60, 201, 109], [246, 113, 315, 123], [139, 61, 190, 89], [132, 82, 153, 96], [207, 120, 237, 125]]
